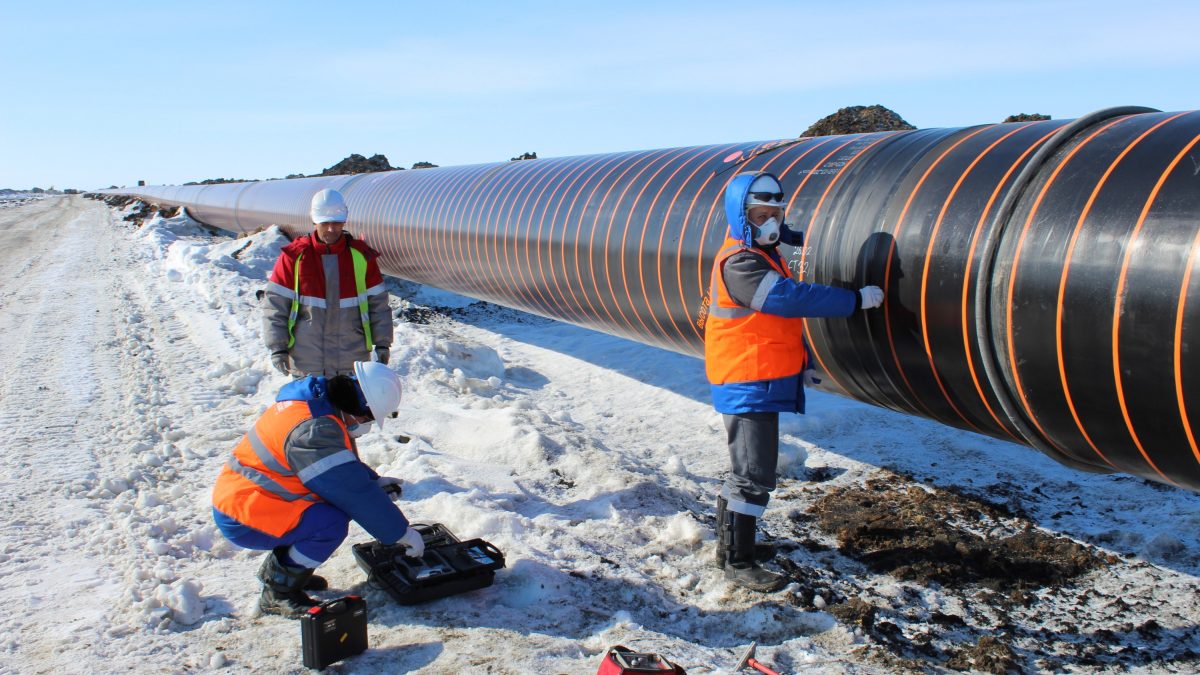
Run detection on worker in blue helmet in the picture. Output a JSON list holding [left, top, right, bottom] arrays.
[[704, 171, 884, 592]]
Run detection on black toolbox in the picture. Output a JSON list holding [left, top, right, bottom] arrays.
[[352, 523, 506, 605], [299, 595, 368, 670]]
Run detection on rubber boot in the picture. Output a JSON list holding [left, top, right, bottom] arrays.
[[257, 550, 321, 618], [724, 513, 786, 592], [715, 498, 774, 569], [273, 546, 327, 590], [715, 496, 730, 568]]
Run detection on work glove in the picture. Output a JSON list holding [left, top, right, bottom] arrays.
[[859, 286, 884, 310], [373, 347, 390, 365], [270, 351, 292, 375], [377, 476, 403, 501], [803, 369, 822, 387], [396, 527, 424, 559]]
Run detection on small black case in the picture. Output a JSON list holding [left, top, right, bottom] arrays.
[[300, 595, 368, 670], [352, 524, 506, 605]]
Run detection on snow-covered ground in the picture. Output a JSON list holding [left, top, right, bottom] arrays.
[[0, 192, 46, 209], [1, 195, 1198, 674]]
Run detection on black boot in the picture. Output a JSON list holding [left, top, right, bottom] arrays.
[[715, 498, 775, 569], [715, 496, 730, 568], [724, 513, 786, 592], [257, 550, 321, 618], [273, 547, 327, 590]]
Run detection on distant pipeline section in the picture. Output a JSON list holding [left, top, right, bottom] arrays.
[[102, 107, 1200, 492]]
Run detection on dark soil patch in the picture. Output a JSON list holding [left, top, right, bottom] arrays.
[[810, 476, 1103, 589], [945, 636, 1020, 674], [395, 305, 447, 324]]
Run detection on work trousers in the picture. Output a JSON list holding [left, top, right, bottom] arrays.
[[213, 503, 350, 569], [721, 411, 779, 517]]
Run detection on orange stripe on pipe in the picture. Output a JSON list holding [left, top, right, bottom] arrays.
[[557, 153, 635, 323], [500, 158, 564, 312], [626, 147, 712, 347], [480, 162, 535, 304], [1005, 117, 1129, 459], [604, 147, 694, 339], [676, 148, 750, 344], [1058, 113, 1187, 468], [892, 125, 994, 429], [576, 151, 659, 327], [450, 165, 504, 298], [586, 149, 673, 332], [799, 134, 902, 397], [515, 156, 580, 315], [1176, 218, 1200, 467], [960, 125, 1061, 442], [412, 168, 460, 286], [656, 145, 743, 355], [1115, 125, 1200, 485], [928, 123, 1035, 441], [542, 153, 620, 325]]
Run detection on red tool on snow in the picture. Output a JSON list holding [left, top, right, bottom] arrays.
[[734, 642, 781, 675], [596, 645, 685, 674]]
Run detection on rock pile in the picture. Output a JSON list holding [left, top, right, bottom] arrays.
[[319, 153, 395, 176], [1003, 113, 1051, 123], [803, 105, 916, 136]]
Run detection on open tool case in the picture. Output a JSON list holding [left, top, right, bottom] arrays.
[[352, 524, 506, 605]]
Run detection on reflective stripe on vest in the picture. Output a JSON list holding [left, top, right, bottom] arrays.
[[350, 248, 374, 350], [286, 247, 374, 351], [704, 236, 807, 385], [286, 253, 303, 349], [211, 400, 351, 537]]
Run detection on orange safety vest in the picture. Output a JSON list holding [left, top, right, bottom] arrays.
[[704, 237, 808, 384], [211, 401, 351, 537]]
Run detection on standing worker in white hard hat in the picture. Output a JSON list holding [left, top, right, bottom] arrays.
[[705, 171, 885, 592], [211, 361, 422, 617], [263, 188, 394, 377]]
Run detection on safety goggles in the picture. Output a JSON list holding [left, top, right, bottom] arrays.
[[748, 191, 785, 204]]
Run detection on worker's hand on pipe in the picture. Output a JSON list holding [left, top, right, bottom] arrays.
[[859, 286, 884, 309], [270, 351, 292, 375]]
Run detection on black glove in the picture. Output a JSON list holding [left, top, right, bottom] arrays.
[[270, 351, 291, 375], [374, 347, 390, 365]]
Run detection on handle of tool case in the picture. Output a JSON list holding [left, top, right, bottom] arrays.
[[467, 540, 505, 567]]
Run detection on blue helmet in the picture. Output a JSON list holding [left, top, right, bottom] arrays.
[[725, 172, 786, 246]]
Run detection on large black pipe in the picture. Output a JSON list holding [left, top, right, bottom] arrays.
[[102, 107, 1200, 492]]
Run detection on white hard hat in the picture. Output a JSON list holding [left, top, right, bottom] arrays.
[[311, 188, 349, 224], [745, 174, 786, 210], [353, 361, 402, 432]]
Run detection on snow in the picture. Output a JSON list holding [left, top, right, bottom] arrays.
[[0, 195, 1198, 673]]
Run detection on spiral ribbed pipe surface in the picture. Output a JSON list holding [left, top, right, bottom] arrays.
[[103, 107, 1200, 491]]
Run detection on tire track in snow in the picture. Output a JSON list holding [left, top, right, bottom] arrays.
[[0, 197, 129, 666]]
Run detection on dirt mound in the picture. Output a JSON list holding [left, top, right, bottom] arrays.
[[320, 153, 395, 176], [810, 477, 1101, 589], [945, 636, 1020, 674], [1003, 113, 1051, 123], [778, 473, 1187, 672], [803, 105, 915, 137]]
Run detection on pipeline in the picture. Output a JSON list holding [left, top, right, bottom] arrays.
[[102, 106, 1200, 492]]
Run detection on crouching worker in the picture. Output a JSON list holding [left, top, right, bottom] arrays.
[[211, 361, 423, 617]]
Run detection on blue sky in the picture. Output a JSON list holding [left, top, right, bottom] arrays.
[[3, 0, 1198, 190]]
